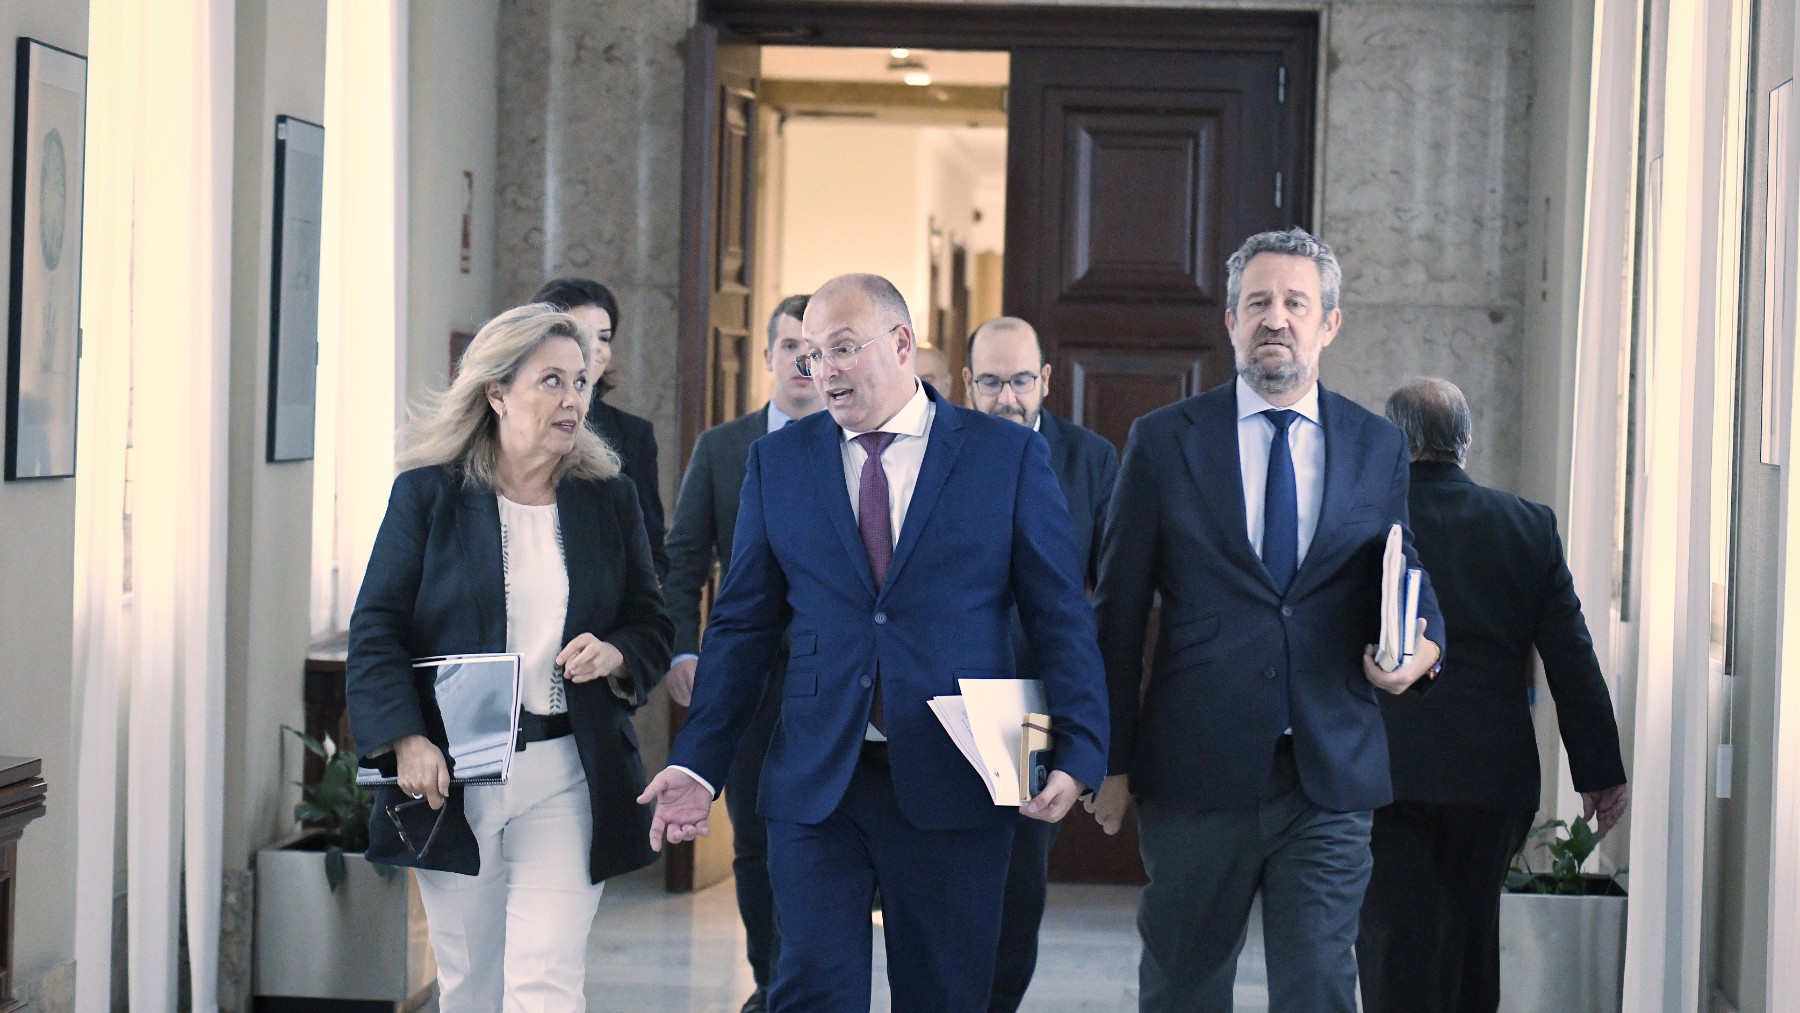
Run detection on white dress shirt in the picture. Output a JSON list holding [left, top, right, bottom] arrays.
[[766, 400, 794, 433], [840, 380, 935, 543], [498, 496, 570, 715], [1235, 376, 1325, 567]]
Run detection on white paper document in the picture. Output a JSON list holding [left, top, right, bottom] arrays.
[[357, 653, 523, 786], [930, 678, 1046, 805], [1374, 524, 1423, 673]]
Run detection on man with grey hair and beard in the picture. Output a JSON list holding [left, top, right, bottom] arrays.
[[1357, 377, 1626, 1013], [1092, 228, 1444, 1012]]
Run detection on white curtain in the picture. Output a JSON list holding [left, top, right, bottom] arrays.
[[74, 0, 234, 1009], [312, 0, 408, 636]]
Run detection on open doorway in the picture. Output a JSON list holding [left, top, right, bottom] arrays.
[[675, 5, 1319, 889], [752, 45, 1009, 409]]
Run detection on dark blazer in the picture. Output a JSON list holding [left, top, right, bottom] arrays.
[[1094, 381, 1443, 814], [670, 384, 1111, 830], [588, 398, 668, 581], [1382, 462, 1625, 811], [663, 404, 770, 656], [1011, 411, 1119, 679], [346, 464, 674, 883]]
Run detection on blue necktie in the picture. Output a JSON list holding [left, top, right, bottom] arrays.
[[1262, 409, 1299, 594]]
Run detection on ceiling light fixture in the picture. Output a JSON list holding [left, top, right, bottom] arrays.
[[888, 51, 931, 87], [890, 48, 910, 59], [903, 70, 932, 87]]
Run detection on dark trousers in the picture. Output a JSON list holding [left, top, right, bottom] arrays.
[[765, 744, 1015, 1013], [724, 680, 783, 988], [989, 815, 1059, 1012], [1356, 801, 1536, 1013], [1136, 738, 1374, 1013]]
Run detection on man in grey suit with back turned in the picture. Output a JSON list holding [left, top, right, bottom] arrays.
[[662, 294, 819, 1013], [1091, 228, 1445, 1012], [963, 316, 1120, 1013]]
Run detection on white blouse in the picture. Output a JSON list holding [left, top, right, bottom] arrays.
[[498, 495, 568, 716]]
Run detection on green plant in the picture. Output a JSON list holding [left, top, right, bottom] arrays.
[[1506, 815, 1621, 895], [284, 725, 395, 891]]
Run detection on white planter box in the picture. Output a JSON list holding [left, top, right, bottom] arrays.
[[1497, 887, 1626, 1013], [254, 832, 436, 1005]]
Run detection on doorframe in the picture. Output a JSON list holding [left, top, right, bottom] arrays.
[[680, 1, 1320, 470]]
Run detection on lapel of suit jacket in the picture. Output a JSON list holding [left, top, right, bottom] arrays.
[[456, 480, 508, 647], [812, 415, 880, 599], [1181, 386, 1273, 592], [1288, 386, 1373, 599], [884, 394, 966, 598], [555, 478, 605, 641]]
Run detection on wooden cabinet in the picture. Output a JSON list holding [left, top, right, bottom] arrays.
[[0, 757, 48, 1013]]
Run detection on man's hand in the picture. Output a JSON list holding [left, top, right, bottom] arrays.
[[1583, 783, 1630, 838], [556, 633, 626, 684], [1022, 771, 1087, 823], [637, 768, 714, 850], [1363, 618, 1439, 695], [394, 734, 451, 810], [1086, 774, 1133, 835], [665, 657, 698, 707]]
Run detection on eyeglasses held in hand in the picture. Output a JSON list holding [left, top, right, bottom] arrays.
[[386, 796, 448, 858], [795, 324, 902, 378], [972, 372, 1042, 396]]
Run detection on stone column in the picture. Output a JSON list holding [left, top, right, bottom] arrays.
[[496, 0, 694, 472]]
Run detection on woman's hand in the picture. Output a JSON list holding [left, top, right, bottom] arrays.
[[556, 633, 626, 684], [394, 734, 451, 810]]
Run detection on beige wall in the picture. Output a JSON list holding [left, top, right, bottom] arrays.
[[408, 0, 500, 403], [0, 3, 89, 1009]]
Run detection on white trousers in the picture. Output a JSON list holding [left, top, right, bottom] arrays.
[[416, 735, 605, 1013]]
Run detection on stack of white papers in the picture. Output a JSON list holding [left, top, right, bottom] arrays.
[[929, 678, 1046, 806], [1374, 524, 1423, 673], [357, 653, 523, 786]]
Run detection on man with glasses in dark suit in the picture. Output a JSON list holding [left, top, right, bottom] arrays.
[[963, 315, 1118, 1013]]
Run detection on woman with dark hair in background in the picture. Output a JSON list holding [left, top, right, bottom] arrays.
[[531, 277, 669, 581], [347, 303, 672, 1011]]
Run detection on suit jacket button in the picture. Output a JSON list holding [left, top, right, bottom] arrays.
[[1281, 605, 1293, 618], [860, 675, 873, 688], [874, 612, 888, 624], [1263, 667, 1277, 680]]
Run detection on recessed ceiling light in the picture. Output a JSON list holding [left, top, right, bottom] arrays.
[[890, 48, 910, 59], [903, 71, 932, 87]]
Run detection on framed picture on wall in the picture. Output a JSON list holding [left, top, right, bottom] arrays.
[[267, 115, 325, 462], [5, 38, 87, 481]]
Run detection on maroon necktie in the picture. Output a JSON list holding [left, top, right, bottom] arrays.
[[856, 432, 897, 586], [855, 431, 897, 732]]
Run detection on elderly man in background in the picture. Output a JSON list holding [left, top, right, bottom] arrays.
[[963, 315, 1118, 1013], [661, 294, 820, 1013], [1356, 377, 1627, 1013]]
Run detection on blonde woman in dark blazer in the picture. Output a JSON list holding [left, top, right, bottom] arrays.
[[347, 303, 673, 1012]]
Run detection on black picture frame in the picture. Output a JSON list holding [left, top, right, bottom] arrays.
[[267, 114, 324, 462], [5, 38, 88, 481]]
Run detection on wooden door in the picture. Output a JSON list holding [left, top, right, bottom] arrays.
[[670, 23, 760, 893], [1005, 43, 1313, 885]]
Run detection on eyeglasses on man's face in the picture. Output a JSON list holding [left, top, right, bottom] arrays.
[[972, 372, 1042, 396], [795, 324, 902, 379]]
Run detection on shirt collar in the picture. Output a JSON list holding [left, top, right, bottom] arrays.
[[1235, 375, 1321, 426], [766, 400, 793, 433], [841, 379, 932, 443]]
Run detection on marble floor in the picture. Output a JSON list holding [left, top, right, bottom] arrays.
[[578, 866, 1277, 1012]]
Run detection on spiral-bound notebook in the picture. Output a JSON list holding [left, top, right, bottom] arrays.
[[356, 653, 523, 786]]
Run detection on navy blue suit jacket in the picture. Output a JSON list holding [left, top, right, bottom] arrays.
[[670, 385, 1110, 830], [1094, 381, 1443, 814]]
